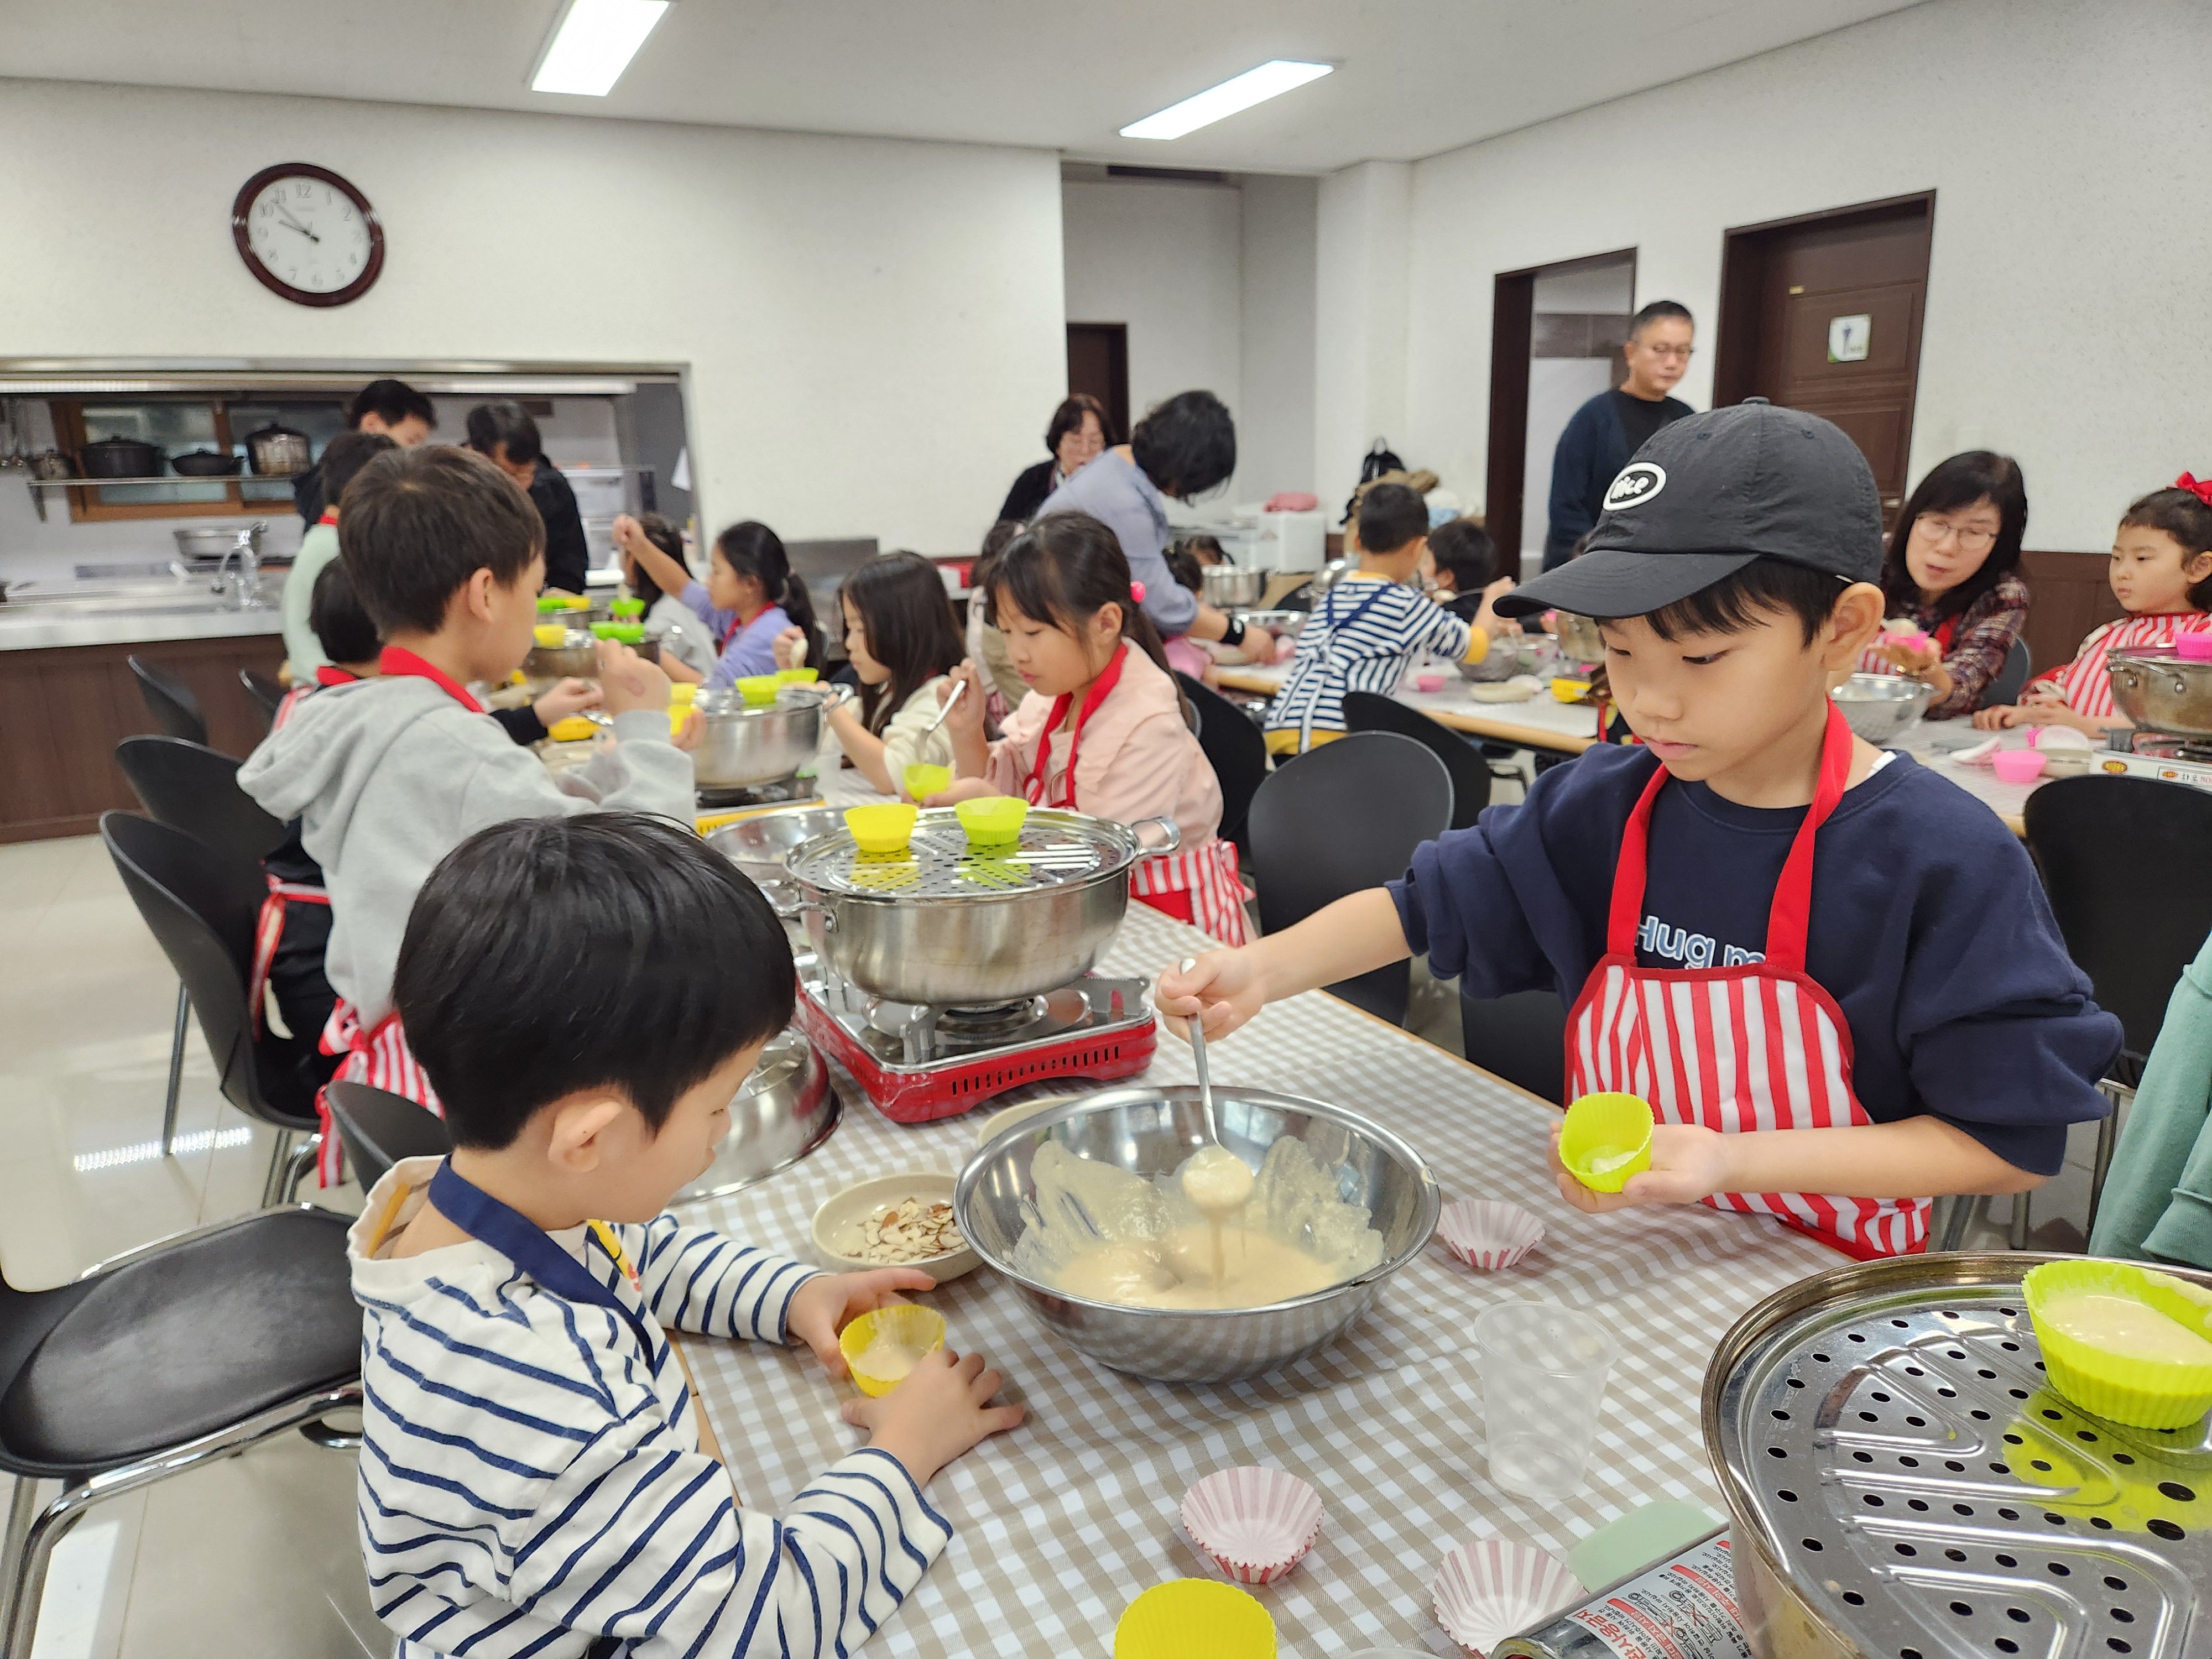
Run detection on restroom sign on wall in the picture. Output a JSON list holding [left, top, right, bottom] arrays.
[[1828, 314, 1872, 363]]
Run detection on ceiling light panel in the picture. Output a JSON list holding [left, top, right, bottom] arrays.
[[1119, 60, 1333, 140], [530, 0, 670, 97]]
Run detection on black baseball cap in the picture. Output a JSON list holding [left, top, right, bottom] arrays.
[[1496, 399, 1884, 620]]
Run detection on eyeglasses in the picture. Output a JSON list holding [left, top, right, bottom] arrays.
[[1637, 343, 1694, 361], [1912, 518, 1999, 554]]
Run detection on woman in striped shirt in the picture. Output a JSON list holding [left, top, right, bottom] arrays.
[[1975, 479, 2212, 734]]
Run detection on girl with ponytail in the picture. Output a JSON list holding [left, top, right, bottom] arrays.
[[933, 510, 1249, 943], [613, 514, 822, 689]]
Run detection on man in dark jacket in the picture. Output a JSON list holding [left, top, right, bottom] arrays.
[[292, 379, 436, 524], [465, 401, 591, 595], [1541, 300, 1695, 570]]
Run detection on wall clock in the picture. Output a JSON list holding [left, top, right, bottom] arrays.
[[231, 163, 384, 307]]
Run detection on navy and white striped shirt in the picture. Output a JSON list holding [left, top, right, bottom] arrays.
[[1265, 575, 1478, 745], [348, 1157, 953, 1659]]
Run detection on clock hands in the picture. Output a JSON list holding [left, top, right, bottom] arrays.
[[274, 207, 320, 244]]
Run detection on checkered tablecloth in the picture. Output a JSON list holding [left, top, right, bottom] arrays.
[[682, 901, 1838, 1656]]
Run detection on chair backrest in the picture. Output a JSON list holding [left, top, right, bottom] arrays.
[[128, 655, 208, 745], [1342, 692, 1493, 831], [1985, 637, 2032, 709], [1460, 989, 1568, 1104], [114, 736, 287, 865], [1174, 671, 1271, 855], [1247, 731, 1453, 1024], [239, 668, 285, 731], [2024, 774, 2212, 1065], [98, 811, 317, 1131], [326, 1082, 452, 1192]]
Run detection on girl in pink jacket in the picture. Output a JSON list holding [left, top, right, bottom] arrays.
[[934, 512, 1248, 944]]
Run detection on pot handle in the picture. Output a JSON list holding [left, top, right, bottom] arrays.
[[1130, 815, 1182, 856], [760, 876, 813, 922]]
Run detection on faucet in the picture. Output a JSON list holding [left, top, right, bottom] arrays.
[[215, 521, 268, 610]]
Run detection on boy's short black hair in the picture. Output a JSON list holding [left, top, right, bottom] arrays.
[[346, 378, 436, 432], [465, 401, 544, 466], [309, 560, 380, 666], [1426, 517, 1495, 589], [1130, 390, 1236, 500], [321, 429, 398, 509], [340, 446, 543, 635], [394, 814, 795, 1149], [1357, 483, 1430, 555], [1618, 557, 1848, 645]]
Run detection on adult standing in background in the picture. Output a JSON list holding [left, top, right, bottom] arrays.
[[1542, 300, 1697, 569], [998, 393, 1109, 523], [292, 378, 436, 525], [1039, 388, 1272, 661], [467, 401, 591, 595]]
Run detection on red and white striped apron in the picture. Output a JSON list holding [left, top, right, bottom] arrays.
[[1023, 644, 1249, 946], [253, 666, 352, 1041], [307, 648, 468, 1184], [2033, 612, 2210, 722], [1563, 706, 1928, 1259]]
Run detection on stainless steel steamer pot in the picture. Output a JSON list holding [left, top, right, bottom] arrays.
[[779, 807, 1179, 1006], [1200, 565, 1265, 609], [692, 684, 841, 789], [1703, 1251, 2212, 1658], [2108, 648, 2212, 737]]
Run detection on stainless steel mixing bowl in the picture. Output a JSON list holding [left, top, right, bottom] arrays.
[[1240, 607, 1307, 639], [1200, 565, 1265, 609], [1829, 671, 1934, 742], [708, 805, 848, 905], [2108, 648, 2212, 737], [672, 1026, 838, 1203], [955, 1084, 1440, 1383]]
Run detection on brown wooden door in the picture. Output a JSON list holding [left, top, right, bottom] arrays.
[[1715, 194, 1933, 521], [1065, 322, 1129, 442]]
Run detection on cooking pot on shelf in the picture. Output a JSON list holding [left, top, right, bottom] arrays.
[[673, 1025, 837, 1203], [780, 806, 1179, 1006], [78, 436, 163, 479], [691, 684, 842, 789], [2107, 647, 2212, 738], [1704, 1250, 2212, 1658], [1199, 565, 1265, 610], [28, 450, 74, 481], [244, 422, 310, 477], [170, 448, 242, 477]]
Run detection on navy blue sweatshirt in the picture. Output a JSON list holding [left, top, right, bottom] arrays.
[[1390, 744, 2119, 1176], [1542, 388, 1694, 569]]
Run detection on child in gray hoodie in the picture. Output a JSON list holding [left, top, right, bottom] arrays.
[[240, 445, 696, 1149]]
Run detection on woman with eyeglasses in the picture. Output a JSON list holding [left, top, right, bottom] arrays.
[[1865, 451, 2031, 717]]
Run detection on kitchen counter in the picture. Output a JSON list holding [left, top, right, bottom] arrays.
[[0, 598, 284, 651]]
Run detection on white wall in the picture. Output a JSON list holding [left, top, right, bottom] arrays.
[[0, 78, 1066, 557], [1392, 0, 2212, 553], [1314, 161, 1412, 523], [1235, 174, 1318, 505]]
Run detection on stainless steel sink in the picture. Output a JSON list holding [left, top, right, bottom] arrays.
[[1, 578, 272, 619]]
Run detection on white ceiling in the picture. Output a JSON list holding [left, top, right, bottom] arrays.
[[0, 0, 1931, 173]]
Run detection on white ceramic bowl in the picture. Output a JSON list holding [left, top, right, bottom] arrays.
[[810, 1172, 980, 1282]]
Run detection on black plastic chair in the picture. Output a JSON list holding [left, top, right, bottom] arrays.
[[0, 1207, 360, 1656], [1460, 990, 1569, 1104], [2023, 775, 2212, 1239], [99, 813, 322, 1207], [1985, 637, 2031, 710], [1342, 692, 1492, 832], [1175, 671, 1270, 862], [1246, 732, 1453, 1025], [126, 655, 208, 746], [113, 738, 288, 1155], [326, 1082, 452, 1193], [238, 667, 285, 731]]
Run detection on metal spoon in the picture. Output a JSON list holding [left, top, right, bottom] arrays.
[[1177, 956, 1221, 1146], [920, 676, 966, 738]]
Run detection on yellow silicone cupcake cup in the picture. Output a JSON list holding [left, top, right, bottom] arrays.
[[1552, 676, 1592, 703], [736, 674, 780, 706], [1559, 1092, 1655, 1193], [844, 804, 917, 854], [2023, 1260, 2212, 1431], [670, 682, 697, 705], [902, 763, 952, 802], [839, 1304, 947, 1399], [776, 666, 820, 684], [534, 623, 570, 648], [956, 796, 1027, 848], [546, 716, 598, 743], [1114, 1580, 1275, 1659]]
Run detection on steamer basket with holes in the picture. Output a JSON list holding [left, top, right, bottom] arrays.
[[1703, 1253, 2212, 1658]]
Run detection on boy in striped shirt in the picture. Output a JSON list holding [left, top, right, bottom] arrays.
[[347, 813, 1022, 1659], [1265, 483, 1499, 754]]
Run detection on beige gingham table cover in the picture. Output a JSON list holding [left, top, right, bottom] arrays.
[[684, 902, 1837, 1655]]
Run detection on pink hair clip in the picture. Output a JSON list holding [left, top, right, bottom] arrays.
[[1129, 580, 1146, 604]]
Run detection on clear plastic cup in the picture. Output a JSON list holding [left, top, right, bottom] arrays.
[[1475, 1299, 1619, 1500]]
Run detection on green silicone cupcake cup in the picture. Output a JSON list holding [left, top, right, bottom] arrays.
[[955, 797, 1027, 848], [610, 596, 645, 618], [1559, 1092, 1655, 1193], [591, 621, 645, 644], [902, 763, 952, 801], [2023, 1260, 2212, 1431], [776, 667, 820, 684], [736, 675, 780, 707]]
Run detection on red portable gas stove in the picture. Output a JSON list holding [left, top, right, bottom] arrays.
[[792, 954, 1155, 1124]]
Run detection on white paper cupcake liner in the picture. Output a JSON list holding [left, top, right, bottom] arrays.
[[1179, 1466, 1325, 1585], [1432, 1538, 1582, 1657], [1436, 1199, 1545, 1272]]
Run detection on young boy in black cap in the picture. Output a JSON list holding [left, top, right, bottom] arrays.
[[1158, 401, 2119, 1259]]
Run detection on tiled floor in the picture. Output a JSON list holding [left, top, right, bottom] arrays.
[[0, 834, 377, 1659]]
